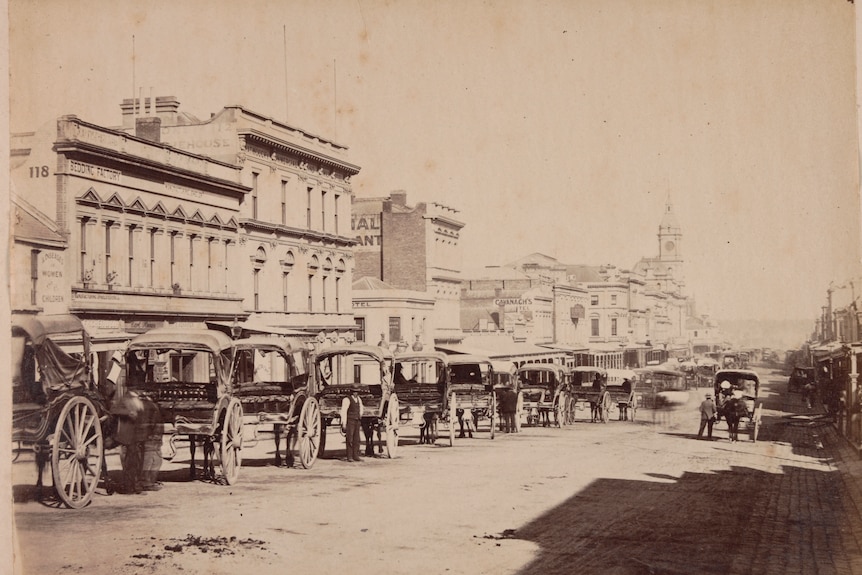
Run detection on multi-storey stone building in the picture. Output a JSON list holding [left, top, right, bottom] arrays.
[[11, 115, 249, 350], [125, 97, 360, 341], [351, 191, 464, 346]]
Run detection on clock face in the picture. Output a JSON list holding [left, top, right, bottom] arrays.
[[664, 241, 676, 252]]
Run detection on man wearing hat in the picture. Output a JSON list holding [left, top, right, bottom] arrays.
[[697, 392, 717, 440]]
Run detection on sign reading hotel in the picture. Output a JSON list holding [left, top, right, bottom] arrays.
[[494, 298, 533, 312], [351, 213, 381, 250]]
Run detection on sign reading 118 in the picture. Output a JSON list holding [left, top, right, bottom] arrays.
[[30, 165, 49, 178]]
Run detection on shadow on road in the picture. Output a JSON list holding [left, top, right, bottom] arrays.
[[506, 457, 854, 575]]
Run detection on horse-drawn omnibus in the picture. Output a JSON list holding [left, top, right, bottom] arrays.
[[12, 314, 107, 508], [635, 366, 689, 409]]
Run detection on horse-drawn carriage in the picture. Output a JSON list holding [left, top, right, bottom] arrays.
[[122, 328, 244, 484], [713, 369, 762, 441], [514, 363, 572, 428], [447, 354, 498, 439], [231, 337, 321, 468], [605, 368, 638, 421], [567, 366, 609, 423], [313, 345, 400, 458], [393, 351, 454, 446], [635, 366, 689, 409], [12, 314, 106, 508]]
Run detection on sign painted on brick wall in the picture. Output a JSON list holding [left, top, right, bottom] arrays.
[[351, 214, 381, 250]]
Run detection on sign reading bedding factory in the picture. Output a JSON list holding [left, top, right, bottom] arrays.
[[351, 213, 381, 250], [494, 298, 533, 312], [69, 160, 122, 183]]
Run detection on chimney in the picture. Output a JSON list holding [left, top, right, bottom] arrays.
[[121, 95, 181, 129], [390, 190, 408, 206], [136, 117, 161, 143]]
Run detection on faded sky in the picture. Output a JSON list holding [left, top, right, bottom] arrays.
[[8, 0, 861, 323]]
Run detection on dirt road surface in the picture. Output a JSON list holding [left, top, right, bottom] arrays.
[[11, 367, 862, 575]]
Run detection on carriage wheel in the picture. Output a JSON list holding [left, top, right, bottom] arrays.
[[600, 393, 611, 423], [448, 393, 457, 447], [567, 397, 578, 425], [385, 395, 400, 458], [489, 393, 497, 440], [751, 404, 763, 442], [51, 396, 104, 509], [556, 392, 568, 428], [515, 391, 524, 432], [297, 397, 321, 469], [218, 399, 243, 485]]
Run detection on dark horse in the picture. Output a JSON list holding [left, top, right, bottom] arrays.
[[718, 396, 748, 442]]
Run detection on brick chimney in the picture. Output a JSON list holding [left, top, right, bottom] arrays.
[[135, 117, 161, 143], [121, 95, 181, 128], [390, 190, 408, 206]]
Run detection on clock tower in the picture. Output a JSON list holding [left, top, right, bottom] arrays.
[[657, 197, 684, 287]]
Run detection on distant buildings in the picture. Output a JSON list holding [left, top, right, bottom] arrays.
[[9, 95, 714, 380]]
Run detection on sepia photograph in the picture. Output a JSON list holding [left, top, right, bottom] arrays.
[[4, 1, 862, 573]]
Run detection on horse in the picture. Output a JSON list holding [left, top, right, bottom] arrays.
[[188, 435, 216, 480], [418, 412, 438, 444]]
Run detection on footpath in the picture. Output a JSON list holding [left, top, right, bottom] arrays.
[[726, 374, 862, 575]]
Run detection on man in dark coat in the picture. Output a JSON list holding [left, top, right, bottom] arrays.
[[697, 393, 717, 440]]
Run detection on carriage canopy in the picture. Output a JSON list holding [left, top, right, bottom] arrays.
[[12, 314, 91, 397]]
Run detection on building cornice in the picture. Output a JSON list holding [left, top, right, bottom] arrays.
[[239, 130, 360, 176], [239, 218, 358, 248], [54, 141, 251, 200]]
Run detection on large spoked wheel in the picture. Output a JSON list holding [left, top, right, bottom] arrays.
[[218, 399, 243, 485], [515, 391, 524, 432], [448, 393, 457, 446], [600, 392, 611, 423], [554, 392, 565, 427], [489, 393, 497, 440], [51, 396, 104, 509], [297, 397, 321, 469], [751, 404, 763, 442], [567, 397, 578, 425], [385, 395, 400, 458]]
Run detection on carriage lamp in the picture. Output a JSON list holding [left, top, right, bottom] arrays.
[[231, 317, 242, 339]]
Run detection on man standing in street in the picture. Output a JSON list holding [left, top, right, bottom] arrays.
[[340, 389, 363, 462], [697, 392, 717, 440]]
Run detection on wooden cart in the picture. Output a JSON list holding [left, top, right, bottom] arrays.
[[312, 345, 400, 458], [123, 328, 243, 484], [12, 314, 106, 508], [232, 337, 321, 468]]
